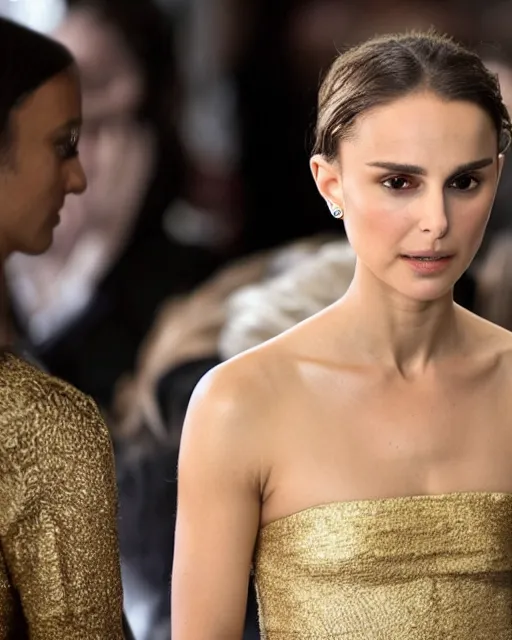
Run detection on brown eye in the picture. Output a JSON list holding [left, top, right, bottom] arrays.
[[382, 176, 412, 190], [449, 175, 479, 191], [56, 140, 78, 160], [55, 127, 80, 160]]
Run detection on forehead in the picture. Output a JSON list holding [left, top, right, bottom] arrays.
[[341, 92, 497, 166], [12, 68, 82, 140]]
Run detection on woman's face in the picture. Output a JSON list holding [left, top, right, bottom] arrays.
[[0, 66, 86, 256], [312, 91, 503, 302]]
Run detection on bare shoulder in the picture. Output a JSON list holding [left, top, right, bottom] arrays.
[[184, 340, 290, 434], [180, 339, 295, 482], [198, 337, 289, 401]]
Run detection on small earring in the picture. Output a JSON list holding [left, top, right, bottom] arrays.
[[327, 201, 344, 219]]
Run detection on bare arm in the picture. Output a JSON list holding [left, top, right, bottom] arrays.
[[2, 388, 124, 639], [172, 365, 263, 640]]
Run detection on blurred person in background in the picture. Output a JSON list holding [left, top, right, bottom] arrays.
[[470, 53, 512, 331], [481, 52, 512, 242], [470, 1, 512, 329], [5, 0, 223, 414], [0, 16, 125, 638]]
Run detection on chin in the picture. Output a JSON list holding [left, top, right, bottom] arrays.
[[398, 280, 455, 304], [21, 232, 55, 256]]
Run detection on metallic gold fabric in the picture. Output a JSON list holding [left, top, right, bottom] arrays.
[[254, 492, 512, 639], [0, 352, 124, 639]]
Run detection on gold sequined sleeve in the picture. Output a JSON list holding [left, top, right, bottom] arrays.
[[1, 383, 124, 639]]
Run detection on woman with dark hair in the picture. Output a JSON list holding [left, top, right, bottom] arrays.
[[173, 31, 512, 638], [0, 16, 124, 639], [6, 0, 221, 413]]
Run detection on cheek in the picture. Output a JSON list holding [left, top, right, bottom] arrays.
[[343, 188, 410, 252], [33, 160, 62, 198], [0, 154, 60, 235], [13, 168, 61, 221], [449, 191, 494, 242]]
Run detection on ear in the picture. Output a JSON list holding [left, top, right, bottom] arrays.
[[310, 154, 344, 209]]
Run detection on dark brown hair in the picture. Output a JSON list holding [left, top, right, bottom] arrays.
[[0, 17, 74, 157], [313, 30, 512, 160]]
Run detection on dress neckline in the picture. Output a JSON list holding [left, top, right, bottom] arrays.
[[260, 490, 512, 533]]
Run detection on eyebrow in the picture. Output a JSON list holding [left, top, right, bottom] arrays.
[[366, 157, 494, 177]]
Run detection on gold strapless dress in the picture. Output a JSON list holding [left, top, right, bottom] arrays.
[[254, 492, 512, 639]]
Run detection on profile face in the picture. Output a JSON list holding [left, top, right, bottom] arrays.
[[313, 91, 504, 302], [0, 66, 87, 256]]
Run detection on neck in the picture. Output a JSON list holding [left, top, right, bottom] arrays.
[[0, 256, 13, 348], [341, 260, 461, 376]]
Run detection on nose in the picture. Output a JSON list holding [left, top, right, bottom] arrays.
[[64, 157, 87, 196], [417, 188, 449, 239]]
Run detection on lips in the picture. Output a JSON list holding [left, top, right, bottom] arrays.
[[400, 253, 454, 275], [401, 252, 453, 260]]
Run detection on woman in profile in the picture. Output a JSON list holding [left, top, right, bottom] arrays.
[[0, 17, 123, 639], [173, 31, 512, 639]]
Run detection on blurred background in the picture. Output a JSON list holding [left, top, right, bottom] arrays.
[[3, 0, 512, 637]]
